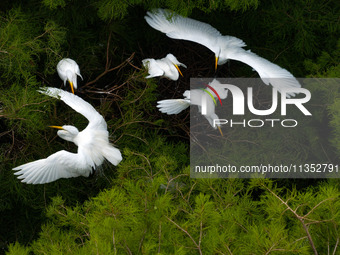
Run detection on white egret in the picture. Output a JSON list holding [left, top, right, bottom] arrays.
[[157, 79, 228, 136], [142, 53, 187, 81], [13, 87, 122, 184], [145, 9, 301, 98], [57, 58, 83, 94]]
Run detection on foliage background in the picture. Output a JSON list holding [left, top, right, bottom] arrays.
[[0, 0, 339, 254]]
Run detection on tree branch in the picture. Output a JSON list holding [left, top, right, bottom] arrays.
[[83, 32, 135, 89], [263, 185, 318, 255], [166, 216, 203, 255]]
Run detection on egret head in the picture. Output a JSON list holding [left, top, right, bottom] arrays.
[[209, 79, 229, 99], [183, 90, 190, 100], [215, 36, 246, 70], [166, 54, 187, 77], [50, 125, 79, 143], [65, 70, 75, 94], [215, 48, 228, 71]]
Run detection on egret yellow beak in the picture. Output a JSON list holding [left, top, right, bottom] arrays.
[[217, 126, 223, 137], [174, 64, 183, 77], [68, 80, 75, 94], [215, 56, 218, 71], [49, 126, 64, 130]]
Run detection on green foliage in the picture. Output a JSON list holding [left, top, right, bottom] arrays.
[[42, 20, 67, 75], [6, 178, 340, 254], [220, 0, 259, 11], [0, 8, 66, 82], [42, 0, 68, 9], [95, 0, 259, 21], [6, 242, 30, 254], [0, 9, 38, 82], [329, 99, 340, 157], [96, 0, 131, 20], [305, 39, 340, 77], [304, 40, 340, 158], [255, 0, 339, 57], [0, 83, 54, 138]]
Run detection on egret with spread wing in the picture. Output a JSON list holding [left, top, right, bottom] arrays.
[[142, 53, 187, 81], [13, 87, 122, 184], [145, 9, 300, 98], [57, 58, 83, 94], [157, 79, 228, 136]]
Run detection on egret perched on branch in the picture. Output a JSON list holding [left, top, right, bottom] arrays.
[[57, 58, 83, 94], [13, 87, 122, 184], [157, 79, 228, 136], [145, 9, 301, 98], [142, 53, 187, 81]]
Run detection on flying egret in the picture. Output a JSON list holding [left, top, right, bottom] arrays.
[[157, 79, 228, 136], [13, 87, 122, 184], [145, 9, 301, 98], [57, 58, 83, 94], [142, 53, 187, 81]]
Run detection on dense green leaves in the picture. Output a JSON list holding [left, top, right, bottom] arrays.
[[6, 178, 340, 254], [95, 0, 259, 21], [0, 8, 66, 82], [42, 0, 68, 10]]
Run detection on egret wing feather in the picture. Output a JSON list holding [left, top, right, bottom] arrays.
[[38, 87, 106, 129], [228, 49, 301, 97], [157, 99, 190, 115], [142, 58, 165, 78], [75, 64, 83, 80], [13, 150, 91, 184], [145, 9, 223, 53]]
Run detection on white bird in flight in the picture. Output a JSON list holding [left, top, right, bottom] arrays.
[[145, 9, 301, 98], [157, 79, 228, 136], [13, 87, 122, 184], [57, 58, 83, 94], [142, 53, 187, 81]]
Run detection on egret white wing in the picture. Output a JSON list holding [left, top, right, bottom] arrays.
[[157, 99, 190, 114], [142, 58, 165, 78], [38, 87, 106, 129], [71, 64, 83, 89], [57, 61, 68, 84], [74, 64, 83, 80], [228, 49, 301, 98], [145, 9, 223, 53], [13, 150, 92, 184]]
